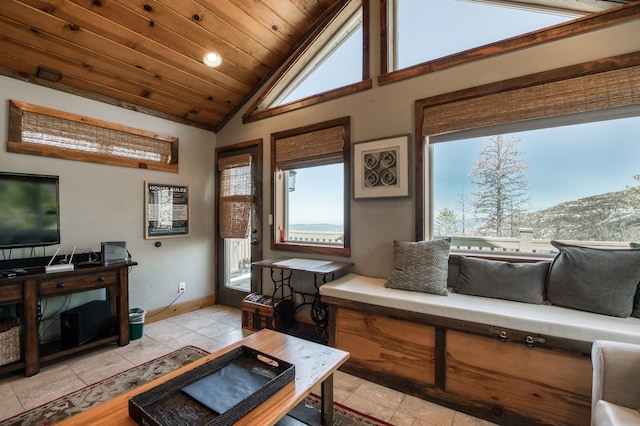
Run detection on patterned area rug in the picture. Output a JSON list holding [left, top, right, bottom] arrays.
[[2, 346, 392, 426], [1, 346, 208, 426], [301, 394, 393, 426]]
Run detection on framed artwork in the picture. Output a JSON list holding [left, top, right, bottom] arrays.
[[353, 135, 410, 199], [144, 182, 190, 238]]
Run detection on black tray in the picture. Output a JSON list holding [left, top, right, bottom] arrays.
[[129, 346, 295, 426]]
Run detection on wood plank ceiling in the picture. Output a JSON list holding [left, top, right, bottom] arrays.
[[0, 0, 344, 131], [0, 0, 635, 132]]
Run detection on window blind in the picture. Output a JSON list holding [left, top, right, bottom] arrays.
[[274, 125, 345, 170], [421, 64, 640, 138], [218, 153, 252, 239], [8, 100, 178, 172]]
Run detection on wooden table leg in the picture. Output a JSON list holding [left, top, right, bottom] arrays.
[[321, 373, 334, 426]]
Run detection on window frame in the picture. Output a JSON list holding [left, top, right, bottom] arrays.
[[415, 52, 640, 258], [271, 117, 351, 257], [243, 0, 371, 124], [8, 100, 179, 172], [380, 1, 640, 87]]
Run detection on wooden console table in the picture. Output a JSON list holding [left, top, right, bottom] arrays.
[[59, 329, 350, 426], [0, 262, 136, 376]]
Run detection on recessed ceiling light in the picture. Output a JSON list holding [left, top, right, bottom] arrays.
[[202, 52, 223, 68]]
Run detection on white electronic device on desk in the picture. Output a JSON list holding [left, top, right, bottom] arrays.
[[45, 247, 75, 273]]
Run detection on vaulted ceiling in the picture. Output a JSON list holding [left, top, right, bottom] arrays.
[[0, 0, 635, 132], [0, 0, 345, 132]]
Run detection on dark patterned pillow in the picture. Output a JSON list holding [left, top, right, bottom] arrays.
[[385, 238, 451, 296], [454, 257, 550, 304], [547, 241, 640, 317]]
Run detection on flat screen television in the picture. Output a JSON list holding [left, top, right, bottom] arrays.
[[0, 172, 60, 249]]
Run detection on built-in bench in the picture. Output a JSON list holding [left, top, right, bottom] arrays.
[[321, 272, 640, 426]]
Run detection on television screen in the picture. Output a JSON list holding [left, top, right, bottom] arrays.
[[0, 172, 60, 249]]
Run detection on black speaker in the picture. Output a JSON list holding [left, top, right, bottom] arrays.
[[60, 300, 111, 348]]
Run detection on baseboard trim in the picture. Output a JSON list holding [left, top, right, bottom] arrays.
[[144, 295, 216, 324]]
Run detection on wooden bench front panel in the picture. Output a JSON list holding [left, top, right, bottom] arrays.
[[446, 330, 592, 425], [335, 307, 435, 386]]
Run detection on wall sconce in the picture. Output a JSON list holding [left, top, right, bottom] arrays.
[[288, 170, 297, 192]]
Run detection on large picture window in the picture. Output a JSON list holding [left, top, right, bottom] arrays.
[[416, 53, 640, 255], [271, 117, 351, 257], [430, 114, 640, 253]]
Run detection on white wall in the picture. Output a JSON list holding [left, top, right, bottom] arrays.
[[0, 77, 217, 312], [215, 4, 640, 282]]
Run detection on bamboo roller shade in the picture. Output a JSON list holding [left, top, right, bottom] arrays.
[[9, 100, 178, 171], [21, 112, 174, 162], [218, 153, 252, 239], [274, 125, 345, 170], [422, 65, 640, 137]]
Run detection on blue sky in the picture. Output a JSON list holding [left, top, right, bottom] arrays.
[[432, 117, 640, 217], [397, 0, 574, 67], [288, 164, 344, 224]]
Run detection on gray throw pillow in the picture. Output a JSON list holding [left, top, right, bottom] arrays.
[[385, 239, 451, 296], [454, 257, 550, 304], [547, 241, 640, 317]]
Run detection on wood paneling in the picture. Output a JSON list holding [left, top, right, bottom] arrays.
[[335, 307, 436, 386], [0, 1, 633, 130], [326, 299, 595, 425], [446, 331, 592, 425], [0, 0, 346, 130]]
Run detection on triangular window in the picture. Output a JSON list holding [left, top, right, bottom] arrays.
[[381, 0, 627, 83], [244, 0, 370, 123], [392, 0, 581, 71], [275, 9, 362, 106]]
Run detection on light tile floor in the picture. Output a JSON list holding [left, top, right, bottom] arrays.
[[0, 305, 496, 426]]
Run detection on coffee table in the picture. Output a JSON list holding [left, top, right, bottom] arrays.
[[58, 329, 349, 425]]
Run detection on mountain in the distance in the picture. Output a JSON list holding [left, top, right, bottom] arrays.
[[472, 187, 640, 242], [289, 223, 344, 232]]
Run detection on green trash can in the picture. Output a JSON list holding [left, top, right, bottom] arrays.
[[129, 308, 146, 340]]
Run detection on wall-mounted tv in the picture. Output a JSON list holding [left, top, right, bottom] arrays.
[[0, 172, 60, 249]]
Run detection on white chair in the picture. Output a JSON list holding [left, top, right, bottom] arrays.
[[591, 340, 640, 425]]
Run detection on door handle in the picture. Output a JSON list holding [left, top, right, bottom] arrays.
[[250, 239, 259, 246]]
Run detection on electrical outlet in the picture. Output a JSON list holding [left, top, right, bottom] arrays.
[[179, 282, 186, 293]]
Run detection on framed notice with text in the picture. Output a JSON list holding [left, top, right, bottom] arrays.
[[145, 182, 190, 239]]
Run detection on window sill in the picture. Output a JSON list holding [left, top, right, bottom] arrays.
[[272, 242, 351, 258]]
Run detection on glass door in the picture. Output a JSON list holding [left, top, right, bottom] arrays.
[[222, 237, 252, 292], [216, 141, 262, 308]]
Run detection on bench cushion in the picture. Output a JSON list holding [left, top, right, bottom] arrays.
[[320, 273, 640, 344], [594, 401, 640, 426]]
